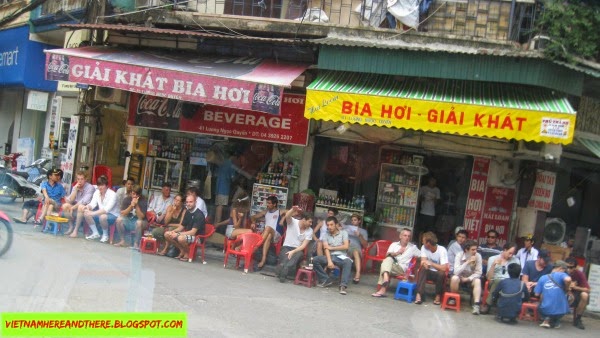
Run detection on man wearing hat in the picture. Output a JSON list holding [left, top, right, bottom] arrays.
[[37, 168, 66, 226], [534, 260, 572, 329], [516, 234, 539, 268], [521, 249, 553, 292]]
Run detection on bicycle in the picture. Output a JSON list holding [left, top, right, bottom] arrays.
[[0, 211, 13, 257]]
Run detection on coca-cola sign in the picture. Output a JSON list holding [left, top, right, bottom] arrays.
[[46, 54, 70, 81], [128, 93, 309, 146], [134, 95, 181, 130]]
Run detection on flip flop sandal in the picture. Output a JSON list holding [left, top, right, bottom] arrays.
[[371, 293, 387, 298], [179, 257, 189, 261], [353, 278, 361, 284], [12, 218, 26, 224], [433, 300, 442, 305]]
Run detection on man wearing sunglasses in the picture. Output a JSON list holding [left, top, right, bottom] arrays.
[[565, 257, 590, 330], [521, 249, 552, 292], [480, 230, 502, 251]]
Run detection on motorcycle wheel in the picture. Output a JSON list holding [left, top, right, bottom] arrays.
[[0, 218, 13, 257]]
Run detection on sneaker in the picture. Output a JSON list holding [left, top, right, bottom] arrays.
[[279, 267, 288, 283], [339, 286, 347, 295], [472, 304, 480, 315], [539, 321, 551, 328], [318, 279, 333, 288], [100, 235, 109, 243], [574, 319, 585, 330], [85, 233, 100, 240]]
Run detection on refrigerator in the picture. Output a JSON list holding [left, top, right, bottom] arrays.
[[150, 158, 184, 193]]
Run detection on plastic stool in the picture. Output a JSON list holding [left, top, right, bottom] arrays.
[[394, 281, 417, 303], [441, 292, 461, 312], [44, 216, 69, 236], [140, 237, 158, 254], [294, 268, 317, 288], [519, 302, 539, 322]]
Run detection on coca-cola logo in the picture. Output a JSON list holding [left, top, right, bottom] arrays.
[[252, 93, 280, 107], [136, 96, 182, 118], [47, 63, 69, 74]]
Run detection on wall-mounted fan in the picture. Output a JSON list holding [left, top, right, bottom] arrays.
[[543, 218, 566, 245]]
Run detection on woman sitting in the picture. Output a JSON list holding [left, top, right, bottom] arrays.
[[155, 194, 186, 256], [223, 192, 252, 242]]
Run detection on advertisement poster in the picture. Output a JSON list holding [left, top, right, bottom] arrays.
[[480, 186, 515, 246], [463, 157, 490, 240], [61, 115, 79, 185], [16, 138, 35, 171], [128, 93, 309, 146], [527, 170, 556, 212]]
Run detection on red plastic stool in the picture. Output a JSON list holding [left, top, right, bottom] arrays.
[[140, 237, 158, 254], [294, 268, 317, 288], [519, 302, 539, 322], [441, 292, 461, 312]]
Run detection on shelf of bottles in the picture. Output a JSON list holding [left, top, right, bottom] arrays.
[[376, 163, 421, 228], [250, 183, 288, 215], [151, 158, 183, 192], [256, 160, 298, 188], [315, 194, 365, 213], [148, 136, 192, 161]]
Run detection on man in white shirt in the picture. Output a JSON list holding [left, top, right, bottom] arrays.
[[447, 229, 468, 274], [415, 231, 448, 305], [371, 228, 420, 297], [148, 182, 173, 224], [81, 175, 120, 243], [417, 177, 440, 238], [251, 195, 286, 269], [275, 206, 313, 283], [450, 239, 483, 314], [516, 234, 538, 268]]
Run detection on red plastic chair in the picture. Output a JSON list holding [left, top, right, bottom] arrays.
[[188, 224, 216, 264], [362, 240, 392, 273], [92, 165, 112, 189], [223, 232, 263, 273]]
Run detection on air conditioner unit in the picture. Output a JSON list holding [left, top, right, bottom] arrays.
[[94, 87, 125, 104], [514, 140, 543, 156]]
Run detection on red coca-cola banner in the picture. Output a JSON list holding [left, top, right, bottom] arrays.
[[479, 186, 515, 247], [463, 157, 490, 240], [128, 93, 309, 146]]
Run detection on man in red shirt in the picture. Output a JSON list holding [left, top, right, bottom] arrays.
[[565, 257, 590, 330]]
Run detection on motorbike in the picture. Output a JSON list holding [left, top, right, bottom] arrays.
[[0, 153, 41, 203], [0, 210, 13, 257]]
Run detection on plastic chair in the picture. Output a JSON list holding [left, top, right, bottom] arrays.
[[223, 232, 263, 273], [362, 240, 392, 273], [92, 165, 112, 189], [188, 224, 216, 264]]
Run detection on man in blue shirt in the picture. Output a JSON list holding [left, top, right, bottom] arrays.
[[15, 168, 65, 227], [521, 249, 552, 292], [534, 260, 572, 329]]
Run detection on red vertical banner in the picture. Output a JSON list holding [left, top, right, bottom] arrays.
[[463, 157, 490, 240], [480, 187, 515, 247]]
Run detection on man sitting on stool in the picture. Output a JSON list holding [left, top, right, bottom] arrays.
[[566, 257, 590, 330], [414, 231, 448, 305], [450, 239, 483, 314]]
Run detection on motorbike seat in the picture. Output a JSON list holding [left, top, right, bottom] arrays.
[[13, 171, 29, 179]]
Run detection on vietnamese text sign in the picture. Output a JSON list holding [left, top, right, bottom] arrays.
[[587, 263, 600, 312], [128, 93, 309, 146], [463, 157, 490, 240], [46, 47, 307, 115], [305, 90, 576, 145], [527, 170, 556, 212], [480, 186, 515, 247]]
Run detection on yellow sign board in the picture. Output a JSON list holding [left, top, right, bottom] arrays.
[[305, 90, 576, 145]]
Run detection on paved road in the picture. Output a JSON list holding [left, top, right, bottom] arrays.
[[0, 201, 598, 337]]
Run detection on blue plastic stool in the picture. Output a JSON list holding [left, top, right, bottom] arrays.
[[395, 281, 417, 303], [44, 216, 68, 236]]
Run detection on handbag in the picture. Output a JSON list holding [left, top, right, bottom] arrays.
[[165, 245, 180, 258], [547, 273, 574, 306]]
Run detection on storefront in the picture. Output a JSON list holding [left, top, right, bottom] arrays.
[[304, 70, 577, 244], [44, 43, 311, 225], [0, 25, 57, 163]]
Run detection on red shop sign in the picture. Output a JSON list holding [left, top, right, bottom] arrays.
[[128, 93, 309, 146], [463, 157, 490, 240]]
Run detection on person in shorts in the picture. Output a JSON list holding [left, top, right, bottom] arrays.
[[164, 194, 205, 261], [114, 185, 148, 249], [343, 214, 368, 284]]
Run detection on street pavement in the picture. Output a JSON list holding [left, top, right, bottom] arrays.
[[0, 201, 598, 337]]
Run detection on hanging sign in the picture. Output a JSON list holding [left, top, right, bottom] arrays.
[[479, 186, 515, 247], [527, 170, 556, 212], [128, 93, 309, 146], [463, 157, 490, 240]]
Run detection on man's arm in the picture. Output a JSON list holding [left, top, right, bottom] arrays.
[[80, 184, 95, 205], [250, 209, 267, 222]]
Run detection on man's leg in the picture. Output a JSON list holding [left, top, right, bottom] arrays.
[[113, 217, 126, 246], [471, 277, 482, 303], [276, 246, 292, 282], [176, 236, 190, 259], [83, 211, 100, 238], [70, 205, 86, 238], [283, 249, 304, 278], [415, 267, 429, 301], [312, 255, 330, 285], [132, 220, 145, 248], [98, 214, 111, 243], [450, 275, 461, 293], [433, 270, 445, 302], [332, 256, 353, 288], [351, 248, 362, 281], [574, 291, 588, 329], [258, 228, 274, 268]]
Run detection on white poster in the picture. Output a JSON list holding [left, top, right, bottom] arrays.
[[527, 170, 556, 212], [61, 115, 79, 185], [26, 91, 49, 111], [587, 264, 600, 312], [16, 138, 34, 171]]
